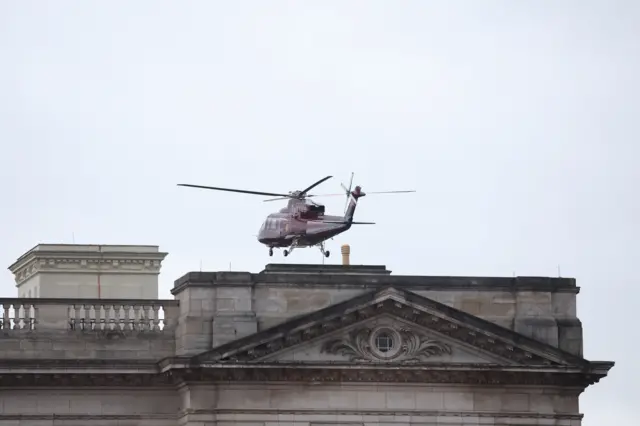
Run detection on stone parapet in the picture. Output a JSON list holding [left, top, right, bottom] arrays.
[[0, 298, 178, 359], [173, 264, 578, 292]]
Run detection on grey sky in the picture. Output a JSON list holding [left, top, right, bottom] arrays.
[[1, 1, 637, 423]]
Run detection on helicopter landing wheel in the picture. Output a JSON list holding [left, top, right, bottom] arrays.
[[269, 248, 273, 256], [283, 250, 289, 257], [324, 250, 330, 258]]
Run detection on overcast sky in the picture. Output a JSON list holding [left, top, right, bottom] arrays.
[[1, 1, 637, 423]]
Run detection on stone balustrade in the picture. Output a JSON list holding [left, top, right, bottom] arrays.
[[0, 298, 179, 332]]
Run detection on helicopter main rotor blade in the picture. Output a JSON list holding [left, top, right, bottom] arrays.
[[308, 190, 417, 197], [299, 175, 332, 196], [263, 196, 291, 202], [367, 190, 417, 194], [177, 184, 290, 198]]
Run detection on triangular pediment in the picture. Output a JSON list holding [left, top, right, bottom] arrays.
[[194, 287, 589, 367], [260, 314, 512, 365]]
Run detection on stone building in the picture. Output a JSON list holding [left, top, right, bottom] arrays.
[[0, 244, 614, 425]]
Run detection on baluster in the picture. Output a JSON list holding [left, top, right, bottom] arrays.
[[2, 303, 8, 330], [123, 305, 132, 330], [17, 303, 23, 330], [30, 303, 37, 330], [151, 305, 160, 331], [115, 304, 124, 330], [12, 303, 18, 330], [88, 304, 94, 330], [133, 305, 141, 330], [98, 304, 106, 330], [14, 303, 20, 330], [67, 305, 73, 330], [74, 304, 82, 330], [141, 305, 150, 331], [20, 303, 31, 330], [99, 304, 106, 330], [91, 303, 104, 330], [106, 304, 114, 330]]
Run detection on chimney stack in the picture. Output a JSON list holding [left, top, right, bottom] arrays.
[[341, 244, 350, 265]]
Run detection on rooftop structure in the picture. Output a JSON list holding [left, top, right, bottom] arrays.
[[8, 244, 167, 299]]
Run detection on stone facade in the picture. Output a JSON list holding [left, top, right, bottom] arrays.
[[0, 263, 614, 426]]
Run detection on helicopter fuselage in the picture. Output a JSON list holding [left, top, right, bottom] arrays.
[[257, 199, 351, 248], [257, 212, 351, 248]]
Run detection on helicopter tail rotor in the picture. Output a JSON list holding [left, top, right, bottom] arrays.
[[342, 172, 356, 213]]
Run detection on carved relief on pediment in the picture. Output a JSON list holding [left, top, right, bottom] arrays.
[[321, 325, 451, 362]]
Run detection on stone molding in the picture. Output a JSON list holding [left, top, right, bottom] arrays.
[[11, 253, 167, 285], [172, 268, 579, 294], [0, 362, 612, 388], [0, 410, 584, 422], [0, 414, 175, 422], [0, 372, 174, 387], [0, 358, 159, 374], [170, 363, 609, 387], [198, 409, 584, 421]]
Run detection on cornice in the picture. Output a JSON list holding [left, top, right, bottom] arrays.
[[0, 358, 161, 374], [0, 362, 610, 388], [166, 364, 607, 387], [200, 409, 584, 422], [0, 410, 584, 422], [0, 414, 175, 422], [11, 254, 167, 284], [173, 270, 580, 294], [0, 372, 174, 387]]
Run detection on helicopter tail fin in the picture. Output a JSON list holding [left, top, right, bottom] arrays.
[[344, 185, 365, 223]]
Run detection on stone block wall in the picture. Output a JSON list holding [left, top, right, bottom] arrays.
[[0, 389, 179, 426], [172, 267, 583, 356], [0, 383, 584, 426], [176, 383, 582, 426], [0, 331, 175, 360]]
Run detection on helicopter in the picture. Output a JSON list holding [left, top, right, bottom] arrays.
[[177, 173, 415, 257]]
